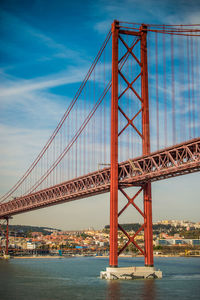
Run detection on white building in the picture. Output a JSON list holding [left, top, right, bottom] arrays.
[[26, 242, 36, 250]]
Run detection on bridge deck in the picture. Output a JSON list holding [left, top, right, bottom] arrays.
[[0, 138, 199, 218]]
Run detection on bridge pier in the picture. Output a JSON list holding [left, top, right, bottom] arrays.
[[100, 266, 162, 280]]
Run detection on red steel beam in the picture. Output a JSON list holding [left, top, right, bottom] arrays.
[[6, 218, 9, 255], [110, 20, 119, 267], [141, 24, 153, 267], [0, 138, 199, 218]]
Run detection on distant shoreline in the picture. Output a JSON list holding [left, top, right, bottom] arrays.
[[12, 255, 59, 259], [6, 254, 200, 259]]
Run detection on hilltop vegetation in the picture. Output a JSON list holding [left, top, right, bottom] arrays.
[[0, 225, 61, 237], [104, 223, 200, 239]]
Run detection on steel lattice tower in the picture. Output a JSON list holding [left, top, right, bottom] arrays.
[[110, 20, 153, 267]]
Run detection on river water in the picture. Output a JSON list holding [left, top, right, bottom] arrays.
[[0, 257, 200, 299]]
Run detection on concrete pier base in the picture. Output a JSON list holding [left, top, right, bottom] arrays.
[[100, 266, 162, 280]]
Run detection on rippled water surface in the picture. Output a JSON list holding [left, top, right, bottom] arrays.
[[0, 257, 200, 299]]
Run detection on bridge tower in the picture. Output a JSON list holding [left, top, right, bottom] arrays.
[[101, 20, 162, 279], [110, 20, 153, 267], [0, 217, 10, 259]]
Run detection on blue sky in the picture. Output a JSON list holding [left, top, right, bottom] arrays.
[[0, 0, 200, 229]]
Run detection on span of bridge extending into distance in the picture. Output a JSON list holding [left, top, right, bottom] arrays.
[[0, 138, 199, 217], [0, 21, 200, 278]]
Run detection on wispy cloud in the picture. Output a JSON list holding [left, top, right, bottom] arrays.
[[93, 0, 200, 34], [29, 30, 79, 60], [0, 9, 88, 79], [93, 0, 163, 34], [0, 67, 85, 97], [0, 123, 52, 193]]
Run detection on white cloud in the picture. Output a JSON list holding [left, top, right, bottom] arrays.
[[0, 10, 85, 64], [93, 0, 200, 34], [0, 123, 52, 193], [0, 68, 84, 97]]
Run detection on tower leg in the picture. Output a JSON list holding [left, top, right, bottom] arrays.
[[6, 218, 9, 255], [144, 183, 154, 266], [109, 20, 119, 268], [141, 25, 154, 267]]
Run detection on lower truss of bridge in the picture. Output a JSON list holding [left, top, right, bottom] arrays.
[[0, 137, 199, 218]]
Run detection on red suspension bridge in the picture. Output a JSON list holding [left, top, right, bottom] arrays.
[[0, 21, 200, 269]]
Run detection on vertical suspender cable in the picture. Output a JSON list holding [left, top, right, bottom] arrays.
[[104, 48, 106, 164], [163, 26, 167, 146], [84, 86, 86, 174], [187, 36, 191, 139], [171, 34, 176, 144], [155, 32, 159, 149], [195, 35, 200, 137], [191, 35, 196, 137]]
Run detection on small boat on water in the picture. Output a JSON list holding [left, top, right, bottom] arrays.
[[0, 254, 10, 260]]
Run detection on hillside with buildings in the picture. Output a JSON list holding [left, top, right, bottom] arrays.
[[0, 220, 200, 257]]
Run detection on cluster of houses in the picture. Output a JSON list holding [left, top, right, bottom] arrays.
[[1, 220, 200, 256]]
